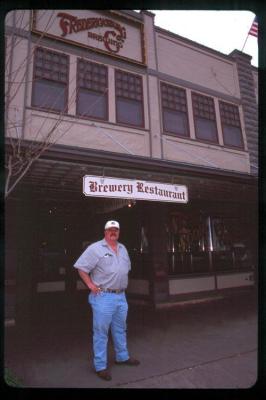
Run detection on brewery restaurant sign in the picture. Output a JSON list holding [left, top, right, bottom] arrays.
[[83, 175, 188, 203]]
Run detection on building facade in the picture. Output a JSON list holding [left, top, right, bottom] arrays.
[[5, 10, 258, 326]]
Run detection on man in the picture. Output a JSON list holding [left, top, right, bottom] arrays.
[[73, 220, 140, 381]]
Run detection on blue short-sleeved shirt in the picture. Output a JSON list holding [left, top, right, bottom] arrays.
[[73, 239, 131, 290]]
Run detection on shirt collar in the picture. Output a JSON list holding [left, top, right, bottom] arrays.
[[101, 238, 121, 248]]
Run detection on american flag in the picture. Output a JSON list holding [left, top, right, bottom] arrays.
[[248, 16, 258, 37]]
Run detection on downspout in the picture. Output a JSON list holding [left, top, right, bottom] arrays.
[[153, 28, 165, 160], [5, 10, 16, 133], [21, 11, 32, 139]]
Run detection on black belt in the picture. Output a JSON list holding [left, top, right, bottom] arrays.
[[100, 288, 124, 294]]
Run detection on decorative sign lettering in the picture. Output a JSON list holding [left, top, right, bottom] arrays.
[[57, 12, 127, 54], [83, 175, 188, 204]]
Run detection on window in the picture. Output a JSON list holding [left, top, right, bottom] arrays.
[[161, 82, 189, 137], [211, 217, 253, 271], [115, 70, 144, 127], [219, 101, 244, 148], [32, 47, 68, 112], [166, 213, 210, 275], [77, 59, 108, 120], [192, 92, 218, 143], [166, 211, 254, 275]]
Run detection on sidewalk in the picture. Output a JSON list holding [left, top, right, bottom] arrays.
[[4, 292, 258, 389]]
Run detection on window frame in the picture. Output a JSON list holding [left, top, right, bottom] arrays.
[[76, 58, 108, 121], [31, 46, 69, 113], [192, 91, 219, 144], [160, 82, 190, 138], [115, 68, 145, 128], [219, 100, 244, 149]]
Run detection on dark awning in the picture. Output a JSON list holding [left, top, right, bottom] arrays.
[[5, 140, 258, 204]]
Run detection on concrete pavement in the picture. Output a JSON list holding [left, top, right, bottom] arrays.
[[4, 291, 258, 389]]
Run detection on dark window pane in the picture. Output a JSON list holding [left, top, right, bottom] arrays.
[[192, 92, 216, 120], [161, 83, 189, 136], [194, 117, 218, 142], [219, 101, 243, 148], [32, 47, 68, 112], [32, 80, 66, 111], [34, 48, 68, 83], [161, 83, 187, 112], [115, 70, 143, 126], [77, 89, 107, 119], [78, 59, 107, 93], [115, 70, 143, 99], [223, 125, 243, 147], [76, 59, 108, 120], [116, 98, 143, 126], [220, 101, 241, 127], [163, 109, 188, 136]]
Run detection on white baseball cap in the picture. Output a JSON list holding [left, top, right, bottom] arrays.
[[104, 220, 120, 230]]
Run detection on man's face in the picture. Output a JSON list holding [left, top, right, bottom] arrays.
[[104, 228, 120, 242]]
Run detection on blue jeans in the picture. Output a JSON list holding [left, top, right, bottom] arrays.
[[88, 292, 129, 371]]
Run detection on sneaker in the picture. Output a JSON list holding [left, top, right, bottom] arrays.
[[96, 369, 112, 381], [115, 357, 140, 366]]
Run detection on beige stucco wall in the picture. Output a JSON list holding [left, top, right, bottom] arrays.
[[24, 109, 150, 157], [163, 135, 250, 173], [156, 32, 240, 98], [141, 12, 157, 69]]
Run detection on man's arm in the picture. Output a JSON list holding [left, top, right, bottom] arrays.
[[78, 269, 100, 294]]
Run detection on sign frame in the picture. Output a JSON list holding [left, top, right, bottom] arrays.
[[31, 10, 146, 66], [83, 175, 189, 204]]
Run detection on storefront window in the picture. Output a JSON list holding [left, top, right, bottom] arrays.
[[211, 217, 253, 271], [167, 212, 254, 276], [128, 223, 150, 280], [167, 212, 209, 275]]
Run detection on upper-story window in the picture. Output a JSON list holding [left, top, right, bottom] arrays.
[[161, 82, 189, 137], [32, 47, 69, 112], [219, 101, 244, 149], [77, 59, 108, 120], [115, 69, 144, 127], [192, 92, 218, 143]]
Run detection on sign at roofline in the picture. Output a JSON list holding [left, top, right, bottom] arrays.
[[32, 10, 145, 65], [83, 175, 188, 204]]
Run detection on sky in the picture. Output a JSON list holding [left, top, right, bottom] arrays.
[[148, 10, 258, 67]]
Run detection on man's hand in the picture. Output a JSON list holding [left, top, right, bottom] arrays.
[[89, 283, 101, 295], [78, 269, 101, 295]]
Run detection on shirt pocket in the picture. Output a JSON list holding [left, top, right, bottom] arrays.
[[98, 254, 114, 269]]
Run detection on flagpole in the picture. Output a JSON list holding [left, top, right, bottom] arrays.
[[241, 33, 249, 52]]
